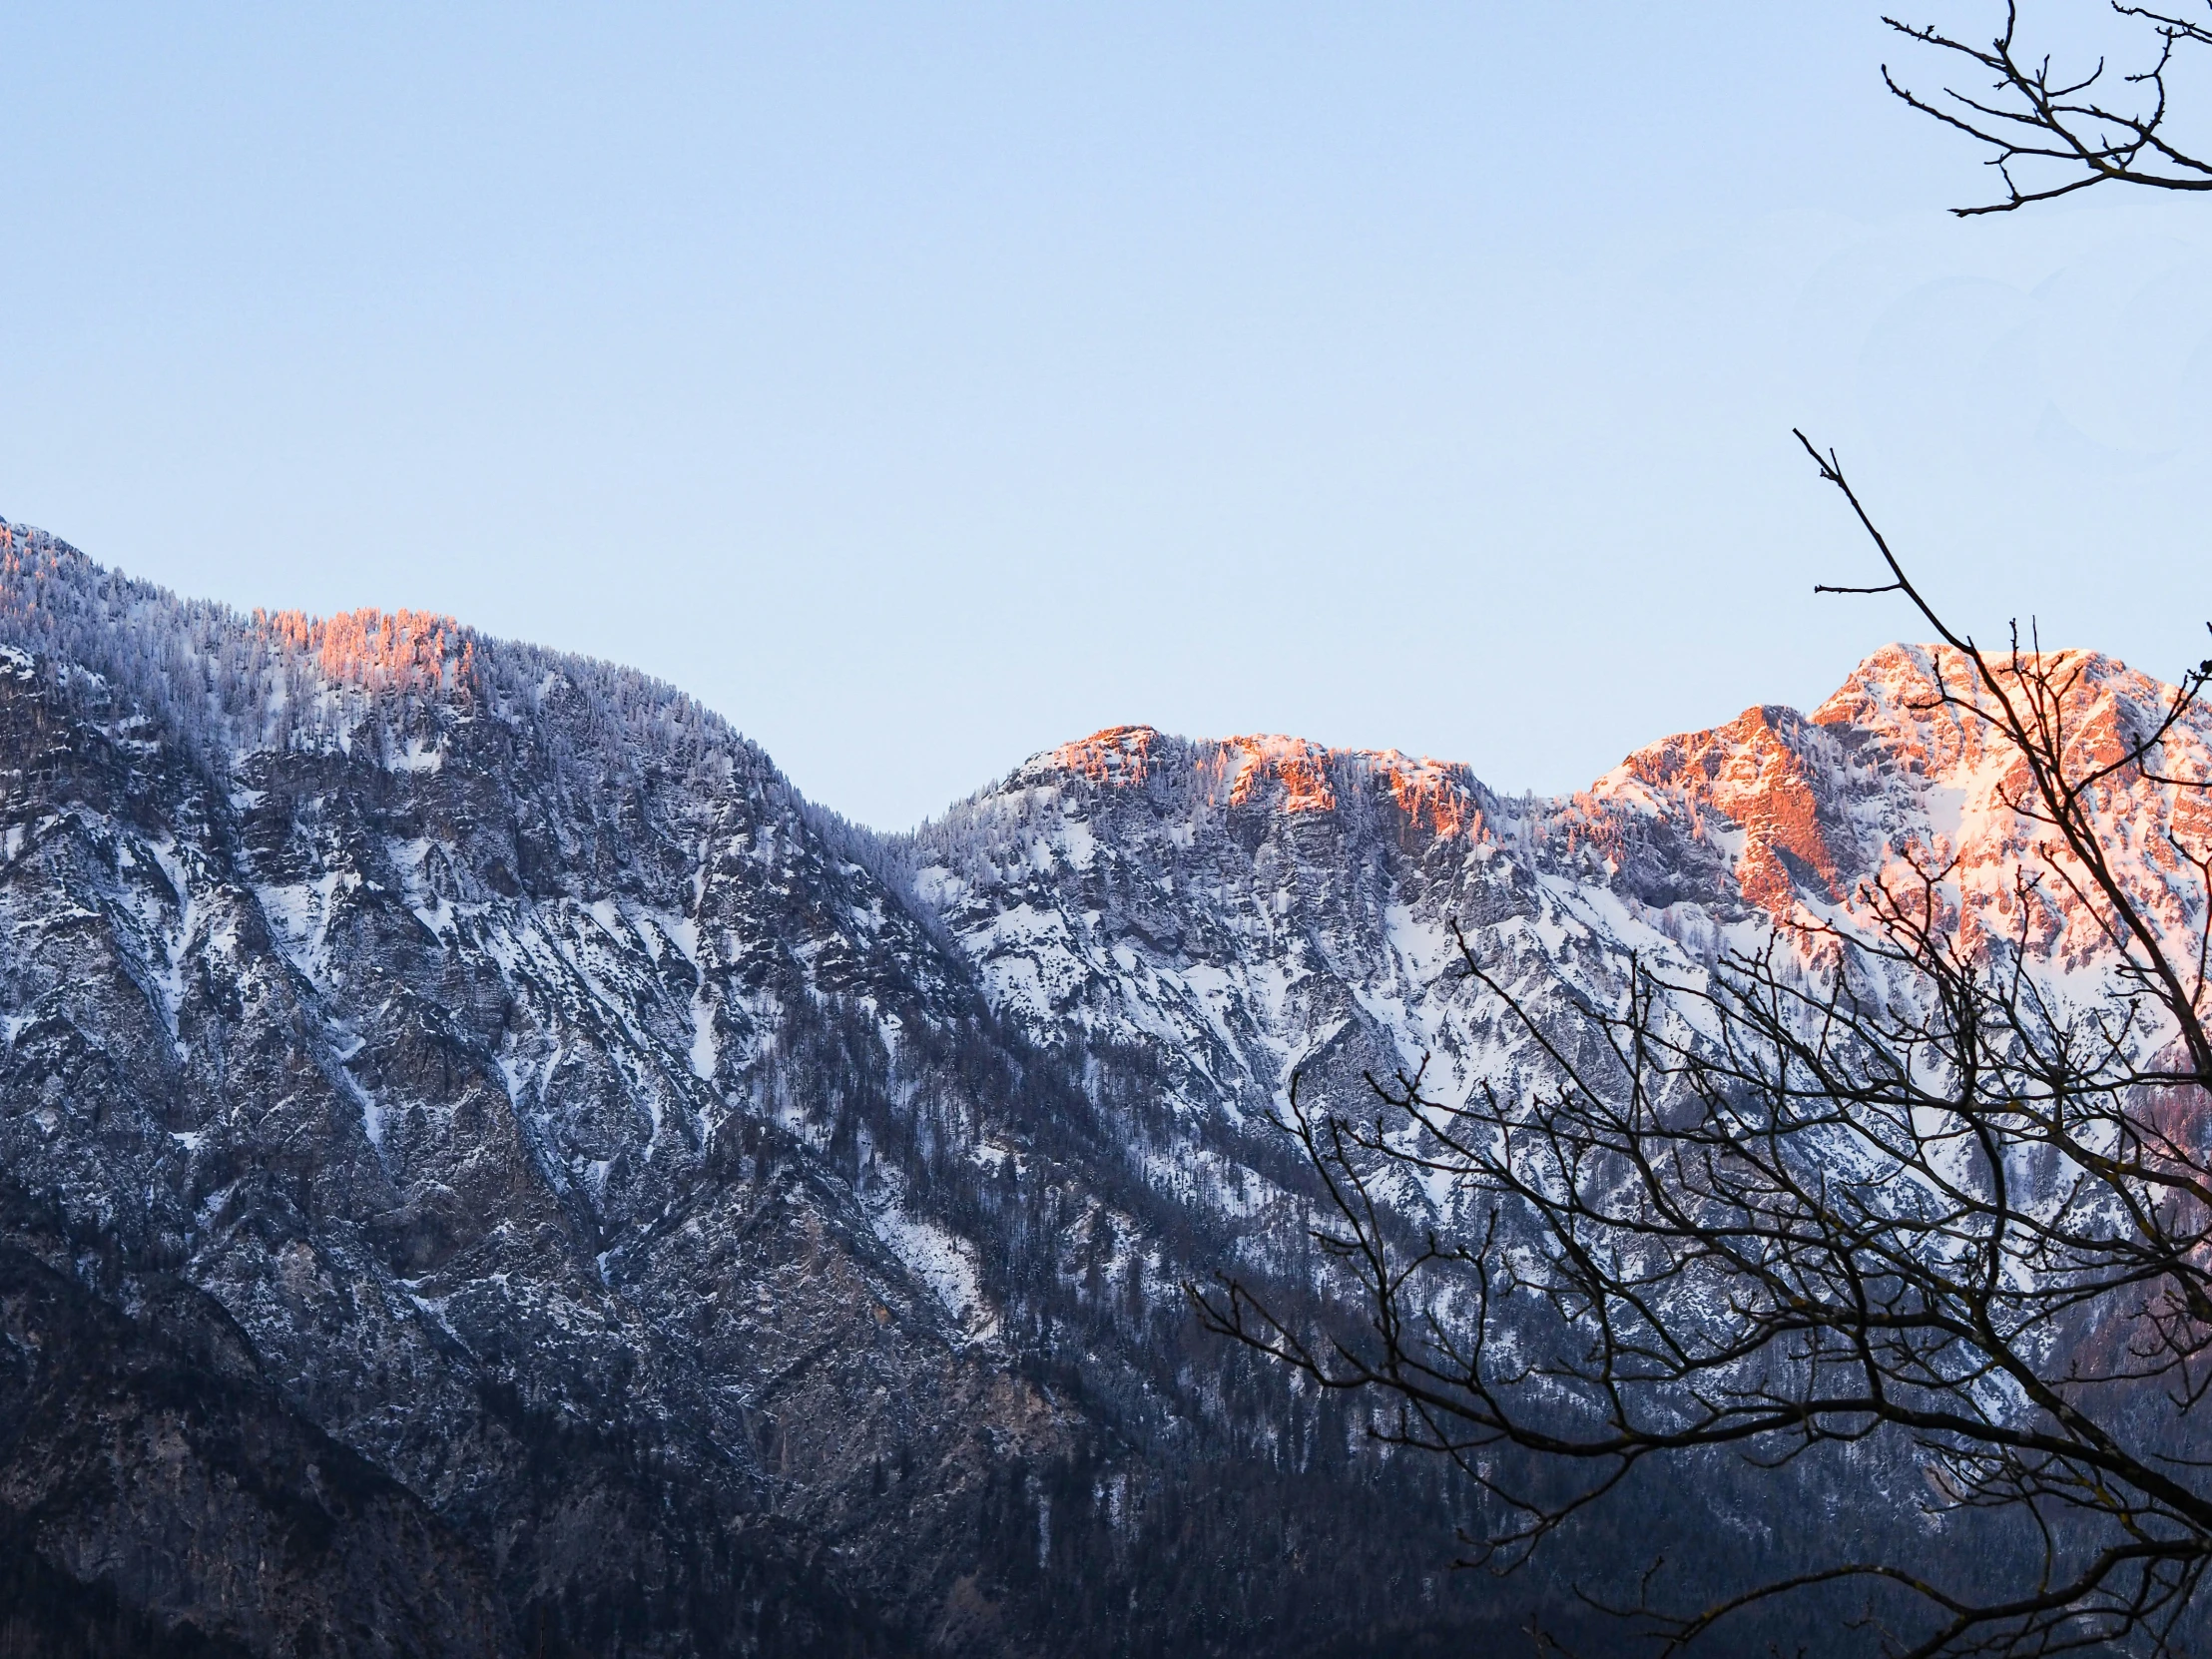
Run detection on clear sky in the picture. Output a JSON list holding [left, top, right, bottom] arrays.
[[3, 4, 2209, 828]]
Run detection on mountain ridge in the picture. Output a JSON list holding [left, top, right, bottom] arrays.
[[0, 513, 2196, 1656]]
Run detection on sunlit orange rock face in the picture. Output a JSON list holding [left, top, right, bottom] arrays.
[[1612, 705, 1848, 916], [1051, 725, 1158, 786], [1371, 753, 1483, 840], [1047, 727, 1484, 839], [1220, 736, 1338, 814], [1033, 643, 2212, 960], [1809, 643, 2212, 961], [1569, 643, 2212, 959]]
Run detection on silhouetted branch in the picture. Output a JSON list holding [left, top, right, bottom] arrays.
[[1195, 441, 2212, 1653], [1886, 3, 2212, 215]]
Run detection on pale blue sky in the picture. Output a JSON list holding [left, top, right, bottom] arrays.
[[4, 4, 2209, 828]]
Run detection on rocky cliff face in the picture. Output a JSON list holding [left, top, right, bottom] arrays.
[[0, 518, 2200, 1656], [906, 642, 2212, 1160], [0, 529, 1051, 1654]]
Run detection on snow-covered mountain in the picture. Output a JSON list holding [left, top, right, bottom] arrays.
[[0, 515, 2198, 1656], [898, 643, 2212, 1213]]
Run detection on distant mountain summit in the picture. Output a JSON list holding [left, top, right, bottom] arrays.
[[0, 515, 2190, 1655]]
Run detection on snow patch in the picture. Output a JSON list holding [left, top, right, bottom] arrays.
[[388, 737, 444, 773], [870, 1201, 988, 1334]]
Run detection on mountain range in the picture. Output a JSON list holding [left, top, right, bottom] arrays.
[[0, 515, 2197, 1656]]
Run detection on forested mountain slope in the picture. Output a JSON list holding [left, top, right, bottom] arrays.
[[0, 515, 2196, 1655]]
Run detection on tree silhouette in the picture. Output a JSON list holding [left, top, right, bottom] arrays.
[[1886, 2, 2212, 215], [1198, 439, 2212, 1654]]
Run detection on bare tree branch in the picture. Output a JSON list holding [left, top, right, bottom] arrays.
[[1886, 3, 2212, 215], [1193, 443, 2212, 1653]]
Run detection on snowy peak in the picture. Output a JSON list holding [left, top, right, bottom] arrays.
[[1810, 640, 2174, 789], [1015, 725, 1492, 844], [1593, 700, 1853, 913], [910, 643, 2212, 1151], [1812, 642, 2212, 958], [1561, 643, 2212, 959], [0, 514, 773, 797], [1039, 724, 1163, 787]]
